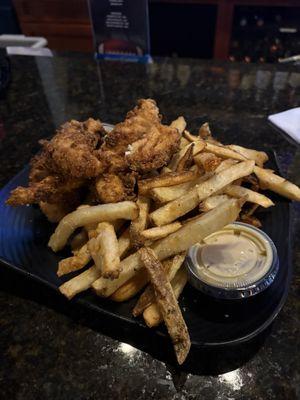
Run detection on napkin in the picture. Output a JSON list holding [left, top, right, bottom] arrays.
[[268, 108, 300, 145]]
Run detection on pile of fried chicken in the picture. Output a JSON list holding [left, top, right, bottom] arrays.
[[7, 99, 181, 222]]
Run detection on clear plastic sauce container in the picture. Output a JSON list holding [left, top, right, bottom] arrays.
[[186, 222, 279, 299]]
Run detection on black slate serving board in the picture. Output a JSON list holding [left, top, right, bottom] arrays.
[[0, 151, 293, 352]]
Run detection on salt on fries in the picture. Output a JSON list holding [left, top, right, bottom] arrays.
[[37, 107, 300, 365], [139, 247, 190, 365]]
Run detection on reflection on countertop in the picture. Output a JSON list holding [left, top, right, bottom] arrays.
[[0, 53, 299, 400]]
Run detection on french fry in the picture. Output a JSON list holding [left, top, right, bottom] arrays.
[[133, 253, 185, 316], [110, 269, 149, 302], [179, 136, 190, 149], [151, 160, 235, 204], [87, 219, 124, 239], [150, 159, 236, 204], [199, 194, 231, 212], [194, 152, 222, 172], [150, 175, 204, 203], [49, 201, 138, 251], [176, 143, 194, 172], [118, 228, 131, 259], [240, 214, 262, 228], [57, 243, 91, 277], [198, 122, 212, 140], [161, 166, 172, 174], [59, 265, 101, 300], [150, 186, 199, 226], [215, 159, 238, 172], [151, 161, 254, 226], [254, 166, 300, 201], [227, 144, 268, 167], [170, 116, 186, 134], [130, 196, 151, 248], [93, 222, 121, 279], [224, 184, 274, 208], [87, 236, 102, 271], [138, 170, 197, 195], [205, 142, 247, 161], [196, 159, 255, 199], [140, 222, 182, 241], [167, 141, 206, 170], [70, 229, 88, 251], [92, 198, 244, 297], [143, 267, 188, 328], [139, 247, 190, 365]]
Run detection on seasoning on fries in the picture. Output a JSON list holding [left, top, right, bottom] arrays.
[[7, 98, 300, 364]]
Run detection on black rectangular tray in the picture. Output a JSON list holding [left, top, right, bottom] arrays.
[[0, 151, 293, 364]]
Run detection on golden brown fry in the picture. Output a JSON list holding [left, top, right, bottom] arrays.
[[150, 187, 199, 226], [224, 184, 274, 208], [167, 141, 206, 171], [194, 152, 222, 172], [161, 166, 172, 174], [87, 236, 102, 271], [150, 161, 254, 226], [57, 243, 91, 277], [59, 265, 101, 300], [109, 269, 149, 302], [176, 143, 194, 172], [254, 166, 300, 201], [199, 194, 231, 212], [143, 267, 188, 328], [205, 142, 246, 161], [139, 247, 190, 365], [49, 201, 138, 251], [179, 137, 190, 150], [92, 198, 244, 297], [150, 173, 211, 203], [170, 116, 187, 134], [138, 170, 197, 195], [215, 159, 238, 172], [88, 219, 124, 240], [227, 144, 268, 167], [198, 122, 212, 140], [240, 214, 262, 228], [133, 253, 185, 317], [130, 196, 151, 248], [140, 222, 182, 241], [118, 228, 131, 259], [94, 222, 121, 279], [70, 229, 88, 252], [196, 160, 255, 200]]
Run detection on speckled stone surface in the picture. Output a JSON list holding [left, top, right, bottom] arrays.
[[0, 54, 300, 400]]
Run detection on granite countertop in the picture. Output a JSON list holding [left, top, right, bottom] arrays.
[[0, 54, 299, 400]]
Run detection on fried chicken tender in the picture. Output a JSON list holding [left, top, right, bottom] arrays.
[[95, 172, 137, 203], [7, 176, 83, 206], [7, 100, 180, 220], [45, 119, 104, 179], [126, 124, 180, 173], [98, 99, 180, 174], [7, 118, 104, 207]]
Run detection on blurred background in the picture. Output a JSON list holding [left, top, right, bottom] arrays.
[[0, 0, 300, 63]]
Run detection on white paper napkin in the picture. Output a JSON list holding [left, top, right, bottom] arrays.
[[268, 108, 300, 145]]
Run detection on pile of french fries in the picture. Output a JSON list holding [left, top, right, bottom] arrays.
[[49, 116, 300, 364]]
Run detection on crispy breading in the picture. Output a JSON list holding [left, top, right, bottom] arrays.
[[45, 119, 104, 178], [126, 124, 180, 173], [7, 176, 83, 206], [95, 174, 127, 203], [7, 100, 180, 216], [98, 99, 161, 173]]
